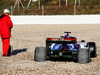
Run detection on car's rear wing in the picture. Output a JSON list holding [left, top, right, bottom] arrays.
[[46, 37, 77, 44]]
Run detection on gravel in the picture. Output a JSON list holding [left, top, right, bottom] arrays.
[[0, 24, 100, 75]]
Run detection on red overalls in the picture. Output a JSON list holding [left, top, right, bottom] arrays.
[[0, 14, 13, 56]]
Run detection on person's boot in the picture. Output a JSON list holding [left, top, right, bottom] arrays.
[[2, 53, 10, 57], [2, 54, 7, 56]]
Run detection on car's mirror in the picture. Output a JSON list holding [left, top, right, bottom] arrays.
[[81, 40, 85, 42]]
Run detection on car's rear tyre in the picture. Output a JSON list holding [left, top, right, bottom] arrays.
[[34, 47, 47, 61], [87, 42, 97, 57], [77, 48, 90, 64]]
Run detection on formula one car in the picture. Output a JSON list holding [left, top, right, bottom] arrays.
[[34, 32, 97, 64]]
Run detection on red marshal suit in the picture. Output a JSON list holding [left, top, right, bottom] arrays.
[[0, 14, 13, 56]]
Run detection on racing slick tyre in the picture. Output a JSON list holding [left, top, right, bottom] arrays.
[[77, 48, 90, 64], [87, 42, 97, 57], [34, 47, 47, 61]]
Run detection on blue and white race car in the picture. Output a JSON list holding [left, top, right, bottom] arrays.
[[34, 32, 97, 64]]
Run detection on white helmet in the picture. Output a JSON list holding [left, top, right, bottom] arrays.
[[3, 9, 10, 14]]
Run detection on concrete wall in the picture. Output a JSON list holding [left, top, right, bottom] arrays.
[[11, 15, 100, 25]]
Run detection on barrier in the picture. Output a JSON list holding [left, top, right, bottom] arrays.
[[10, 15, 100, 25]]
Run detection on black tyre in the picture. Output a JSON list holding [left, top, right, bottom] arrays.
[[34, 47, 47, 61], [77, 48, 90, 64], [87, 42, 97, 57]]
